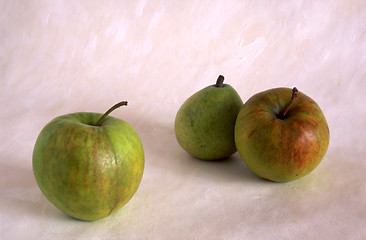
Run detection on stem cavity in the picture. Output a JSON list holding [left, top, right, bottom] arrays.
[[278, 87, 299, 119], [96, 101, 128, 126]]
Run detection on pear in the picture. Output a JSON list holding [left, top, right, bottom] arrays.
[[174, 75, 243, 160]]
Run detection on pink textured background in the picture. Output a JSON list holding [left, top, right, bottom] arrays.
[[1, 0, 365, 239]]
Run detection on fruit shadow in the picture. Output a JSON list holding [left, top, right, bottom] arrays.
[[0, 161, 68, 221], [174, 151, 262, 184], [133, 115, 262, 184], [0, 160, 147, 226]]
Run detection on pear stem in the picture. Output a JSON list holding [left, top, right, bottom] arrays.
[[215, 75, 225, 87], [96, 101, 128, 126], [278, 87, 299, 119]]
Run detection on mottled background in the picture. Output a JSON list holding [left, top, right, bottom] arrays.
[[1, 0, 365, 239]]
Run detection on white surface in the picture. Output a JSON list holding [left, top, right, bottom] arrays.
[[1, 0, 366, 239]]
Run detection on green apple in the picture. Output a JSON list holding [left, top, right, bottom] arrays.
[[32, 101, 144, 221], [175, 75, 243, 160], [235, 87, 329, 182]]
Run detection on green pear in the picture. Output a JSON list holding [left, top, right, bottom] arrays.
[[174, 75, 243, 160]]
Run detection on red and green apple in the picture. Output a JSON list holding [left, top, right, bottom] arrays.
[[234, 87, 330, 182], [32, 101, 144, 221]]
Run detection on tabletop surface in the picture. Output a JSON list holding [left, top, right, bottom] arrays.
[[1, 1, 366, 239]]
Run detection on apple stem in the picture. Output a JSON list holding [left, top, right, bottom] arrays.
[[215, 75, 225, 87], [278, 87, 299, 119], [96, 101, 128, 126]]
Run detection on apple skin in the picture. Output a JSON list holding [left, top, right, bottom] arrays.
[[33, 112, 144, 221], [234, 88, 329, 182]]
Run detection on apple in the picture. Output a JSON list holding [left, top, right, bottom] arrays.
[[234, 87, 330, 182], [32, 101, 144, 221]]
